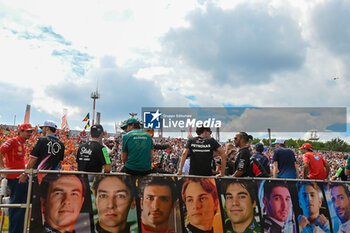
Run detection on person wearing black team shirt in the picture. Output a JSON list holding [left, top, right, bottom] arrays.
[[178, 126, 226, 177], [76, 124, 111, 172], [232, 132, 252, 177], [20, 120, 65, 183]]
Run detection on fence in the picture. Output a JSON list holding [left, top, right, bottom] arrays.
[[0, 169, 349, 233]]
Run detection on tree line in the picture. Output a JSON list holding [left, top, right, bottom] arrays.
[[227, 137, 350, 152]]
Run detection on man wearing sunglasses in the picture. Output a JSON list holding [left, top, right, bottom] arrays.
[[232, 132, 253, 177]]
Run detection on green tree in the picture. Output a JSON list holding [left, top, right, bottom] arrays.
[[250, 138, 261, 145], [325, 138, 348, 152]]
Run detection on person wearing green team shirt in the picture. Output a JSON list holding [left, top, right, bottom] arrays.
[[121, 118, 154, 175], [222, 180, 261, 233], [345, 154, 350, 176]]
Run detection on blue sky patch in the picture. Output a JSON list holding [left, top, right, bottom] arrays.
[[185, 95, 196, 101], [39, 26, 71, 46], [52, 49, 94, 76]]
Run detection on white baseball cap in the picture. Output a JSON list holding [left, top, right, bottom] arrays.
[[40, 120, 57, 129], [272, 138, 285, 144]]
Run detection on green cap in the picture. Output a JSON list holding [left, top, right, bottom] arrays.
[[121, 118, 139, 129]]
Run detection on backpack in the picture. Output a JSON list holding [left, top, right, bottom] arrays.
[[249, 156, 269, 177]]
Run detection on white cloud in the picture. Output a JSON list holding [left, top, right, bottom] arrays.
[[134, 66, 172, 81], [0, 0, 349, 140]]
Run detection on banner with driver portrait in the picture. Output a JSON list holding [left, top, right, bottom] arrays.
[[29, 174, 350, 233]]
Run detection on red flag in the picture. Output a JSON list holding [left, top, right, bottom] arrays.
[[61, 114, 67, 129], [24, 105, 31, 124], [188, 126, 192, 138], [61, 109, 69, 130]]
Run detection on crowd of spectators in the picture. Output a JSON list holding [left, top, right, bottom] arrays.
[[0, 125, 349, 179], [0, 126, 80, 171]]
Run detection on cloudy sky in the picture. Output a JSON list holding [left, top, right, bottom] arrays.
[[0, 0, 349, 141]]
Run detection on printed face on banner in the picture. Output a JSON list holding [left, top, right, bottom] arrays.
[[220, 180, 261, 233], [91, 175, 137, 233], [42, 175, 85, 231], [141, 185, 174, 227], [225, 183, 256, 223], [325, 183, 350, 233], [185, 182, 216, 226], [263, 185, 291, 222], [260, 181, 297, 233], [298, 184, 322, 218], [138, 176, 177, 233], [180, 178, 223, 233], [330, 185, 350, 223], [296, 181, 331, 233], [36, 174, 90, 233]]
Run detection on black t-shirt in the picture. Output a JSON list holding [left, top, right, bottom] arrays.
[[233, 147, 251, 177], [186, 136, 220, 176], [96, 222, 130, 233], [42, 223, 76, 233], [30, 135, 65, 170], [186, 223, 213, 233], [76, 141, 109, 172]]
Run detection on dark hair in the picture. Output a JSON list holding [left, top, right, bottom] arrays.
[[91, 175, 136, 198], [132, 123, 141, 129], [48, 127, 57, 133], [138, 176, 177, 204], [239, 132, 253, 142], [263, 182, 288, 200], [255, 143, 264, 153], [329, 183, 350, 198], [196, 127, 211, 136], [222, 180, 257, 204], [91, 124, 104, 138], [40, 174, 86, 199]]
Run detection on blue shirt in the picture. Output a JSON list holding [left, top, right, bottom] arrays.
[[273, 147, 297, 178]]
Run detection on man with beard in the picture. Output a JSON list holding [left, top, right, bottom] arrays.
[[329, 183, 350, 233], [139, 176, 177, 233], [299, 143, 329, 180], [91, 175, 136, 233], [262, 182, 295, 233], [21, 121, 65, 178], [0, 123, 33, 233], [232, 132, 253, 177], [297, 181, 331, 233]]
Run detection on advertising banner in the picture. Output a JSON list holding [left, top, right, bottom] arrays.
[[29, 174, 350, 233]]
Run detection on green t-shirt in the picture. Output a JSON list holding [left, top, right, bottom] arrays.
[[224, 218, 261, 233], [122, 129, 153, 171], [346, 156, 350, 170]]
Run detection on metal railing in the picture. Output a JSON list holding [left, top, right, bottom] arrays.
[[0, 169, 349, 233]]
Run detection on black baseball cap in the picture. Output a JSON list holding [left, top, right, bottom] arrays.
[[91, 124, 104, 135]]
